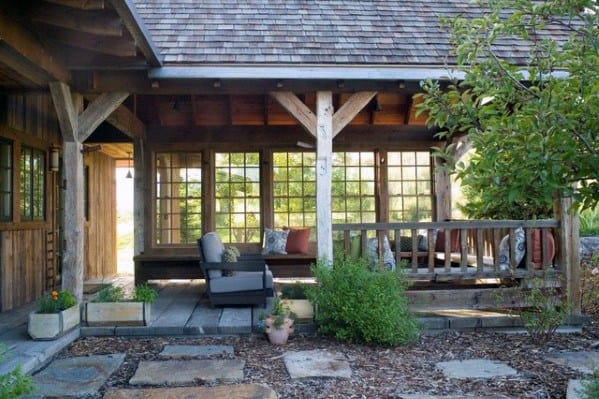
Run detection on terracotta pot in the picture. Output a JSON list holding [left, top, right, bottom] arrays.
[[265, 316, 294, 345]]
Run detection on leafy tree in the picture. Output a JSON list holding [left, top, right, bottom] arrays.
[[419, 0, 598, 218]]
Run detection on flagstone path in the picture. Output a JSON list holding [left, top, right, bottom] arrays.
[[26, 344, 593, 398]]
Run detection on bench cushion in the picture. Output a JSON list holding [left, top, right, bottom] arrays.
[[200, 232, 225, 278], [210, 270, 274, 293]]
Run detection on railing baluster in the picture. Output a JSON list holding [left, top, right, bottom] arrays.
[[411, 228, 418, 272], [427, 229, 435, 272], [460, 228, 468, 272], [476, 228, 484, 276], [525, 228, 533, 273]]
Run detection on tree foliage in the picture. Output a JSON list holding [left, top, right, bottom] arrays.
[[419, 0, 598, 218]]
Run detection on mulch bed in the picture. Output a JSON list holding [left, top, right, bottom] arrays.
[[57, 321, 599, 399]]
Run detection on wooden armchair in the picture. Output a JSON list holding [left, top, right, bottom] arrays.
[[197, 232, 273, 308]]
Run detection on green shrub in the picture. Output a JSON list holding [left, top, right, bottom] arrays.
[[280, 282, 309, 299], [94, 284, 158, 303], [519, 274, 571, 344], [0, 343, 35, 398], [132, 284, 158, 304], [581, 370, 599, 399], [94, 285, 125, 302], [307, 253, 420, 346], [37, 290, 77, 313]]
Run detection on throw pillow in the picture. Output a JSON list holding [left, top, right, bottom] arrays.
[[417, 228, 437, 251], [367, 236, 396, 271], [222, 246, 238, 276], [498, 227, 526, 271], [262, 228, 289, 255], [531, 229, 555, 269], [399, 236, 413, 252], [435, 229, 461, 252], [285, 227, 311, 254]]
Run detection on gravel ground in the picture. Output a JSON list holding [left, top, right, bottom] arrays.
[[57, 321, 599, 399]]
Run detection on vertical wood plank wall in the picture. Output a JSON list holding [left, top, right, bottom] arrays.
[[84, 151, 117, 279], [0, 93, 118, 311]]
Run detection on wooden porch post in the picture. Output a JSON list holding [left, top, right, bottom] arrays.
[[270, 91, 376, 264], [556, 195, 581, 316], [50, 82, 129, 300], [133, 138, 145, 255], [316, 92, 334, 263]]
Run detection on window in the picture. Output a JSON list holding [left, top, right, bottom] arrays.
[[0, 140, 12, 221], [388, 151, 432, 222], [215, 152, 260, 244], [273, 152, 316, 231], [155, 152, 202, 244], [332, 152, 376, 224], [20, 146, 45, 221]]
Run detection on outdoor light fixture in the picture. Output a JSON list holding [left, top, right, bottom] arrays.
[[126, 152, 133, 179], [49, 146, 60, 172]]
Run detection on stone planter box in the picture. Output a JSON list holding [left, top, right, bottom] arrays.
[[28, 304, 80, 340], [83, 302, 151, 326], [282, 299, 314, 322]]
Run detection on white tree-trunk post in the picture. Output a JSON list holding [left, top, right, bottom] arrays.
[[316, 91, 334, 264], [270, 90, 376, 266], [50, 82, 129, 301]]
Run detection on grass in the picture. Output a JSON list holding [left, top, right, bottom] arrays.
[[580, 205, 599, 237]]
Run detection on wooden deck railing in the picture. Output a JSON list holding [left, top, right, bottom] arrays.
[[333, 220, 561, 281]]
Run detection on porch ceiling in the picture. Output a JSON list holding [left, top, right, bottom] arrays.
[[0, 0, 160, 91]]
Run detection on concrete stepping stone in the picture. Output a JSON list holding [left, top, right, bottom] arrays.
[[546, 351, 599, 374], [129, 359, 244, 385], [159, 344, 234, 358], [31, 353, 125, 397], [284, 349, 351, 379], [567, 379, 586, 399], [104, 384, 277, 399], [398, 395, 510, 399], [436, 359, 518, 379]]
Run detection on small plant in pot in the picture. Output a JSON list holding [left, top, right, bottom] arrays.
[[259, 297, 296, 345], [28, 290, 79, 340]]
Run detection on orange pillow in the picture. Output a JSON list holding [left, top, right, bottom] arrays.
[[284, 228, 311, 254]]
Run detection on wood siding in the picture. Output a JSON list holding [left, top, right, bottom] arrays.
[[84, 151, 117, 279]]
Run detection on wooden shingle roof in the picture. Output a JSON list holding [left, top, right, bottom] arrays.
[[133, 0, 484, 66]]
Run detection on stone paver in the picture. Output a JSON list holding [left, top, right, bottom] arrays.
[[567, 379, 586, 399], [398, 395, 510, 399], [546, 351, 599, 374], [159, 344, 234, 358], [284, 349, 351, 379], [104, 384, 277, 399], [30, 353, 125, 397], [129, 359, 245, 385], [436, 359, 518, 379]]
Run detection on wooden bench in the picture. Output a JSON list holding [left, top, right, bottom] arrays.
[[134, 252, 316, 285]]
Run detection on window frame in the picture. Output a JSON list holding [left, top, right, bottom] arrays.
[[0, 138, 13, 222], [19, 145, 45, 222]]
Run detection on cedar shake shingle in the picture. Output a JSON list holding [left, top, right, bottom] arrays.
[[133, 0, 575, 66]]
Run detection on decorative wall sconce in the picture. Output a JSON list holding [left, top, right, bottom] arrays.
[[50, 146, 60, 172]]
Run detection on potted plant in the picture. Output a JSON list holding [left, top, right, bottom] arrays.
[[258, 297, 296, 345], [28, 290, 79, 340], [83, 283, 158, 326]]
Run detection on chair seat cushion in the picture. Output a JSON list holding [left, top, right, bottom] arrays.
[[210, 270, 274, 293]]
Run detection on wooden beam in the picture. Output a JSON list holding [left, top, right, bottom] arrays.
[[316, 91, 334, 263], [269, 92, 316, 137], [49, 81, 79, 141], [332, 91, 377, 137], [29, 3, 123, 37], [84, 94, 145, 139], [0, 11, 71, 83], [0, 44, 50, 87], [44, 0, 105, 10], [43, 26, 137, 57], [79, 91, 129, 140], [133, 138, 145, 256]]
